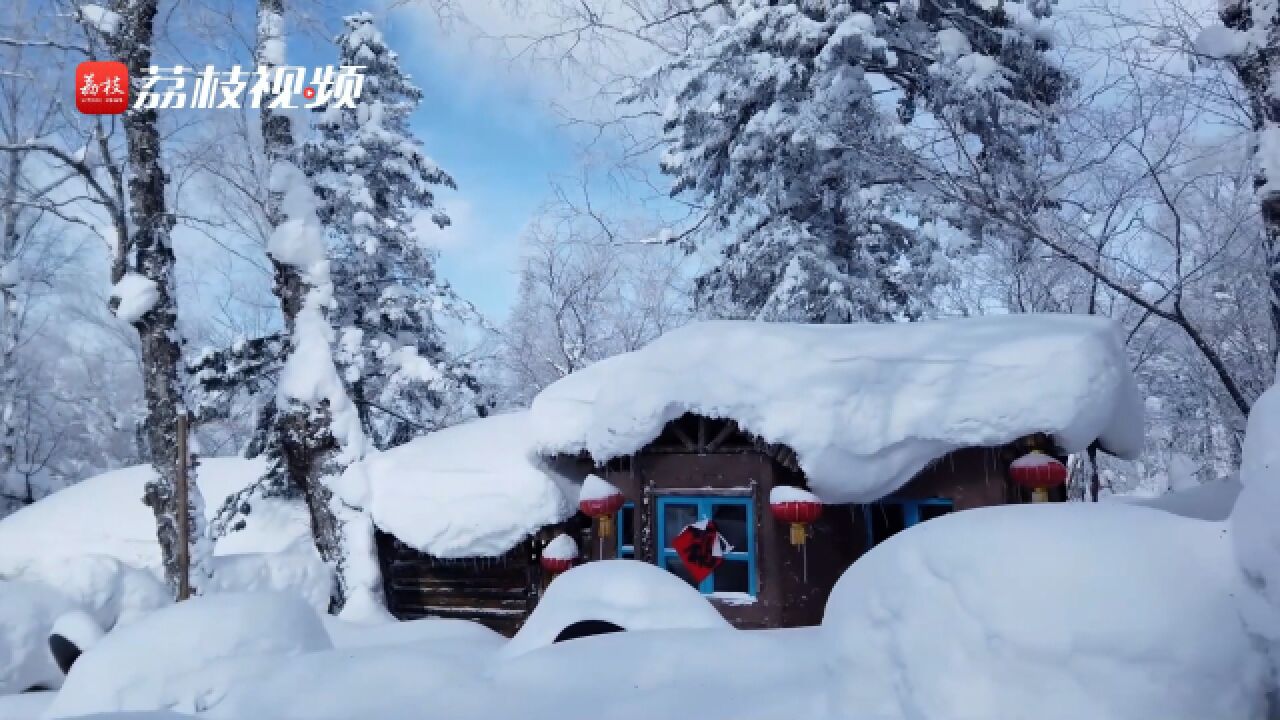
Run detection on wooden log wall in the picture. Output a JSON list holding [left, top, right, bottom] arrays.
[[378, 533, 536, 637]]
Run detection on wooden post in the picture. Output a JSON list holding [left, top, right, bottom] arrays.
[[175, 412, 190, 601]]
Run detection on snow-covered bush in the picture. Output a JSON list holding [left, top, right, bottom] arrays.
[[822, 503, 1268, 720], [46, 592, 332, 718], [0, 580, 74, 694], [503, 560, 730, 658]]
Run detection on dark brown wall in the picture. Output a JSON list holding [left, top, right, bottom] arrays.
[[377, 530, 538, 637], [582, 441, 1023, 630]]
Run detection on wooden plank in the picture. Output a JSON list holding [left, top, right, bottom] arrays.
[[668, 423, 698, 451], [388, 587, 529, 602], [391, 596, 530, 611], [390, 604, 528, 618], [387, 571, 530, 586], [705, 419, 740, 452]]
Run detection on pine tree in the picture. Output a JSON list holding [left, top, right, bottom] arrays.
[[301, 13, 487, 449], [654, 0, 1066, 323]]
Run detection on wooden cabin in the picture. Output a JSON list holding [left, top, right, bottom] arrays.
[[527, 316, 1141, 630], [360, 411, 580, 636], [547, 414, 1072, 628], [375, 522, 580, 636], [371, 317, 1140, 633]]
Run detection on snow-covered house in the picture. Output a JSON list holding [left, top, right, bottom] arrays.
[[530, 315, 1144, 628], [357, 412, 579, 635]]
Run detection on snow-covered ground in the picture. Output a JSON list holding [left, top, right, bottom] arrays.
[[0, 498, 1269, 719], [0, 326, 1275, 718]]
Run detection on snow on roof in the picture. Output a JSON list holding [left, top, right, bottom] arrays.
[[0, 457, 309, 573], [531, 315, 1143, 504], [359, 411, 574, 559]]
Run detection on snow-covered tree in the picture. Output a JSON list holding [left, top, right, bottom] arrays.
[[85, 0, 211, 598], [499, 207, 690, 404], [301, 12, 487, 449], [1209, 0, 1280, 351], [653, 0, 1067, 323]]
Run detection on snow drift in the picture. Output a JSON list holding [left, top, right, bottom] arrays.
[[1230, 383, 1280, 689], [0, 581, 75, 694], [46, 592, 332, 718], [823, 502, 1267, 720], [355, 411, 573, 558], [0, 457, 311, 571], [504, 560, 731, 658], [532, 315, 1142, 502]]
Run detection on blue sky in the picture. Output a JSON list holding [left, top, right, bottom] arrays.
[[275, 2, 586, 319], [379, 15, 580, 318]]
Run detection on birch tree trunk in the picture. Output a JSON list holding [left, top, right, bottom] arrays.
[[256, 0, 362, 612], [106, 0, 209, 597], [0, 147, 20, 488]]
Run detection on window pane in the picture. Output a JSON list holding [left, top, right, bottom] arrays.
[[711, 503, 748, 551], [868, 503, 906, 546], [662, 503, 699, 548], [619, 505, 634, 544], [664, 554, 699, 589], [712, 559, 749, 593], [918, 502, 953, 522]]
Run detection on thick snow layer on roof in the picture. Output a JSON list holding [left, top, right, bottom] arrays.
[[532, 315, 1143, 503], [0, 457, 309, 572], [358, 411, 573, 558], [824, 503, 1267, 719]]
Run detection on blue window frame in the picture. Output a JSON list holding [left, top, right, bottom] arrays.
[[655, 496, 756, 596], [863, 498, 954, 550], [617, 503, 635, 559]]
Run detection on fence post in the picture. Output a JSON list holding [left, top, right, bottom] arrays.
[[175, 412, 190, 601]]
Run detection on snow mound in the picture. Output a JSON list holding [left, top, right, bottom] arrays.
[[532, 315, 1142, 503], [770, 485, 821, 504], [0, 457, 308, 571], [1231, 384, 1280, 686], [204, 539, 333, 612], [579, 473, 619, 502], [504, 560, 731, 658], [50, 611, 105, 659], [359, 412, 573, 558], [323, 616, 505, 650], [1110, 479, 1242, 521], [542, 534, 577, 561], [0, 691, 55, 720], [0, 580, 74, 694], [823, 503, 1267, 720], [46, 592, 332, 718], [0, 555, 169, 629]]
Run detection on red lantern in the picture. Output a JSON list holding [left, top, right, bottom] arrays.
[[541, 534, 577, 576], [578, 475, 625, 540], [540, 555, 574, 574], [770, 486, 823, 546], [1009, 450, 1067, 503]]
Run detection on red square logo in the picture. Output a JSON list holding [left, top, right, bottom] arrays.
[[75, 61, 129, 114]]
